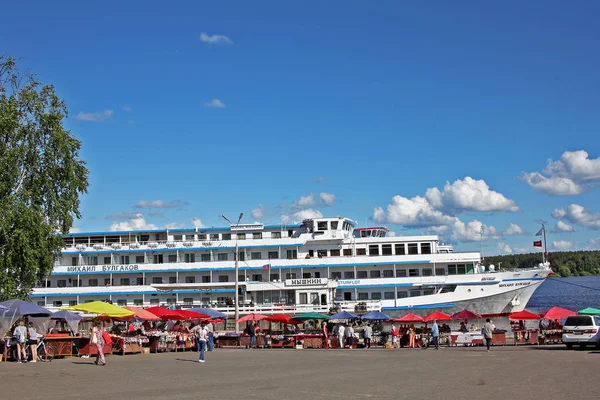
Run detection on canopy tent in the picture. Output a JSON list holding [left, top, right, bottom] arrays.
[[327, 311, 359, 320], [64, 301, 135, 318], [0, 299, 52, 338], [424, 311, 452, 322], [145, 307, 186, 320], [451, 310, 483, 320], [176, 309, 211, 320], [540, 306, 576, 320], [578, 307, 600, 316], [360, 311, 391, 321], [188, 308, 227, 319], [237, 313, 269, 323], [293, 312, 330, 320], [122, 306, 161, 321], [51, 310, 84, 334], [509, 310, 540, 321], [266, 314, 293, 323], [394, 313, 424, 323]]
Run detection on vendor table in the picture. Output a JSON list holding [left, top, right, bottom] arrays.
[[75, 337, 113, 356], [216, 335, 240, 348], [512, 329, 539, 345], [45, 334, 76, 358], [541, 329, 562, 344], [239, 335, 267, 348], [329, 337, 358, 349], [112, 336, 148, 355], [491, 333, 507, 345], [148, 335, 177, 352], [297, 334, 324, 349], [450, 332, 484, 346], [270, 335, 296, 348]]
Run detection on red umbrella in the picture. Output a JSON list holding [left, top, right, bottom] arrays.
[[237, 313, 269, 323], [424, 311, 452, 322], [177, 309, 211, 320], [509, 310, 541, 321], [540, 306, 576, 320], [146, 307, 185, 321], [451, 310, 482, 320], [394, 313, 424, 323], [266, 314, 293, 323]]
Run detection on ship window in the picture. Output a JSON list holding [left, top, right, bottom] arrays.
[[72, 279, 82, 287], [251, 252, 262, 260], [185, 276, 195, 283], [285, 273, 298, 279], [288, 230, 293, 237], [369, 245, 379, 256], [218, 253, 228, 261], [382, 244, 392, 255], [237, 233, 246, 240], [251, 274, 262, 281], [409, 269, 419, 277], [218, 275, 229, 282], [186, 235, 195, 241], [120, 278, 130, 286], [448, 265, 457, 275], [134, 299, 143, 306], [53, 301, 63, 308], [268, 251, 279, 259], [343, 249, 352, 256], [153, 254, 164, 264], [423, 289, 434, 296], [457, 264, 466, 274], [152, 277, 163, 284], [202, 276, 210, 283], [183, 298, 194, 306], [222, 233, 231, 240], [299, 293, 308, 304], [136, 277, 144, 285], [397, 291, 408, 298], [174, 235, 182, 241], [358, 293, 369, 300], [210, 234, 219, 240], [421, 243, 431, 254], [270, 274, 280, 281], [317, 250, 327, 258], [435, 268, 446, 276], [331, 271, 342, 280], [383, 270, 394, 278], [117, 300, 127, 306], [253, 232, 262, 240], [88, 279, 98, 287], [303, 273, 312, 279], [410, 290, 421, 297], [357, 271, 367, 278], [104, 278, 113, 286], [57, 280, 66, 288], [88, 256, 98, 265], [308, 250, 314, 257], [201, 253, 211, 262], [370, 270, 381, 278], [71, 257, 78, 266], [330, 249, 341, 257], [408, 243, 418, 255], [395, 244, 405, 255], [234, 252, 246, 262], [467, 264, 475, 274], [166, 298, 176, 305], [422, 268, 433, 277], [384, 292, 395, 300], [272, 232, 282, 239], [136, 255, 145, 263], [315, 272, 321, 278], [120, 255, 130, 264], [198, 234, 207, 240], [169, 276, 177, 284], [317, 221, 328, 231], [150, 298, 160, 305], [396, 269, 407, 277], [168, 255, 177, 263], [104, 256, 112, 264], [344, 292, 352, 301], [185, 253, 195, 263], [371, 292, 382, 300], [287, 250, 298, 259], [344, 271, 355, 279], [356, 248, 366, 256], [331, 221, 339, 230]]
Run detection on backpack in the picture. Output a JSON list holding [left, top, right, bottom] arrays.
[[481, 327, 486, 336], [392, 328, 399, 336]]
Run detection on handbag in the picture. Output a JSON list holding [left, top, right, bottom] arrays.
[[102, 331, 113, 345]]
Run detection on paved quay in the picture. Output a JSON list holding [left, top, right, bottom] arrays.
[[1, 346, 598, 400]]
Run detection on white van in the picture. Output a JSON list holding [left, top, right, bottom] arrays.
[[562, 315, 600, 349]]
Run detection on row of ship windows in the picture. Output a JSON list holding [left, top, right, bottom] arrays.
[[68, 231, 293, 245]]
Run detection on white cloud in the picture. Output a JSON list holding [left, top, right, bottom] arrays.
[[291, 209, 323, 223], [450, 219, 500, 242], [292, 193, 316, 208], [520, 172, 583, 196], [122, 105, 132, 112], [505, 223, 524, 235], [562, 204, 600, 230], [552, 208, 567, 218], [552, 221, 574, 233], [135, 200, 189, 209], [251, 205, 265, 220], [521, 150, 600, 195], [204, 98, 226, 108], [319, 192, 336, 206], [166, 222, 185, 229], [372, 195, 455, 227], [200, 32, 233, 45], [425, 177, 519, 212], [552, 240, 572, 250], [190, 217, 205, 228], [69, 226, 81, 233], [109, 214, 158, 231], [497, 242, 513, 254], [76, 110, 113, 122]]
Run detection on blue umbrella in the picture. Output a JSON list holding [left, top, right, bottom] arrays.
[[0, 299, 52, 317], [361, 311, 391, 321], [188, 308, 227, 319], [51, 310, 84, 321], [327, 311, 359, 320]]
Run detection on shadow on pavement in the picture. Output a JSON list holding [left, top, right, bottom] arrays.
[[175, 358, 200, 363]]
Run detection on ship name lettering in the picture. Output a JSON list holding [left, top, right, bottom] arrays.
[[66, 266, 96, 272], [499, 283, 514, 288], [101, 264, 139, 272]]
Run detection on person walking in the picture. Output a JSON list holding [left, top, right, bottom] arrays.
[[390, 324, 399, 349], [206, 321, 214, 351], [431, 320, 439, 350], [248, 321, 256, 349], [337, 323, 345, 349], [13, 319, 28, 363], [483, 318, 495, 352], [92, 321, 106, 366], [363, 323, 373, 349], [322, 322, 329, 349], [345, 323, 355, 349], [191, 322, 209, 363]]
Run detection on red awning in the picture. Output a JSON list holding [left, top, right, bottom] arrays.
[[176, 309, 211, 320], [451, 310, 483, 320], [394, 313, 424, 323], [424, 311, 452, 322], [540, 306, 576, 320], [122, 306, 161, 321], [237, 313, 269, 323], [145, 307, 185, 321], [509, 310, 541, 321], [266, 314, 292, 323]]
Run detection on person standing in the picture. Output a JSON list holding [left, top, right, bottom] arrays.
[[248, 321, 256, 349], [345, 323, 355, 349], [13, 320, 28, 363], [337, 323, 345, 349], [27, 322, 38, 362], [390, 324, 399, 349], [206, 321, 214, 351], [408, 325, 416, 348], [431, 320, 439, 350], [322, 322, 329, 349], [192, 322, 209, 363], [484, 318, 495, 352], [92, 321, 106, 366], [363, 323, 373, 349]]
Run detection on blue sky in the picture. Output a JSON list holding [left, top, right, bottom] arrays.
[[3, 1, 599, 255]]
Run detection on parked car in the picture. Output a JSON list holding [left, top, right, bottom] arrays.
[[562, 315, 600, 349]]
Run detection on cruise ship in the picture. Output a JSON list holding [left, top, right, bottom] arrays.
[[32, 217, 552, 317]]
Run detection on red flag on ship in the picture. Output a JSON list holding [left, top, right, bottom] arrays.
[[533, 240, 542, 247], [262, 264, 271, 270]]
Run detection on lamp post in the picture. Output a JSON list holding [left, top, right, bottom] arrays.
[[222, 213, 243, 332]]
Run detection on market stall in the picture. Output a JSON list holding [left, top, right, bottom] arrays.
[[538, 307, 575, 344], [509, 310, 540, 346]]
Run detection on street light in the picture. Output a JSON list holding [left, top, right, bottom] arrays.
[[222, 213, 243, 332]]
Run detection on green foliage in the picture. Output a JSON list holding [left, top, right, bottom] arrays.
[[485, 250, 600, 277], [0, 56, 89, 300]]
